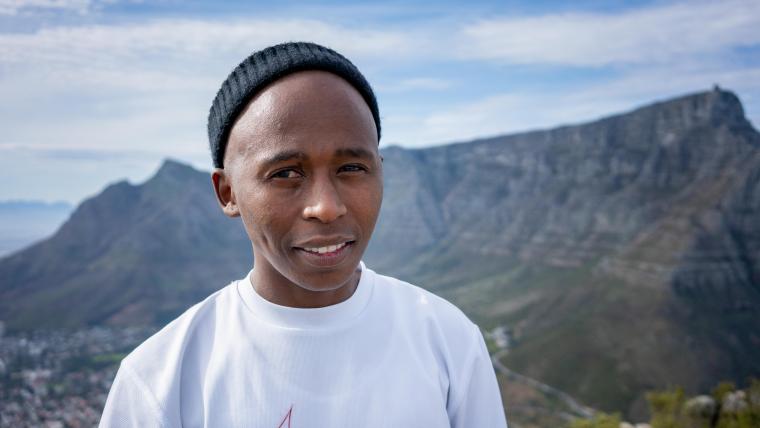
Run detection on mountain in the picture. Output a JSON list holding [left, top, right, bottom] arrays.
[[0, 200, 72, 257], [368, 87, 760, 419], [1, 87, 758, 420], [0, 161, 251, 330]]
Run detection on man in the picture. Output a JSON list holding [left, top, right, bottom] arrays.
[[100, 41, 508, 427]]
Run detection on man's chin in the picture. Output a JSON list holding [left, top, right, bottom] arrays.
[[290, 255, 363, 294]]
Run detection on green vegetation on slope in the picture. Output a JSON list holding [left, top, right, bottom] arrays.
[[568, 379, 760, 428]]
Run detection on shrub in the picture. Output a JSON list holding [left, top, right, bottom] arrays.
[[569, 411, 621, 428]]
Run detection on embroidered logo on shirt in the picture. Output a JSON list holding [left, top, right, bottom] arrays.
[[277, 405, 293, 428]]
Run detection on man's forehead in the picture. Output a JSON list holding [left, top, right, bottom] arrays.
[[229, 119, 377, 159], [245, 142, 378, 166], [242, 71, 369, 121], [226, 71, 378, 163]]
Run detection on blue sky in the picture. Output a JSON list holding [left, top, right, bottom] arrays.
[[1, 0, 759, 204]]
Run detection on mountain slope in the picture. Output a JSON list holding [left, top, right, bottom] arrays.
[[0, 160, 251, 330]]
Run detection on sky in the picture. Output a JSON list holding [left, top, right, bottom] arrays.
[[1, 0, 759, 204]]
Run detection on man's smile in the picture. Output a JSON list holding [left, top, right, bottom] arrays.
[[293, 239, 356, 268], [299, 241, 351, 254]]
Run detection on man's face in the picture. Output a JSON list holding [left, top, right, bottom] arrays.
[[212, 70, 383, 304]]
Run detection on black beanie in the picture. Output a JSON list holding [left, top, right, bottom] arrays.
[[207, 41, 381, 169]]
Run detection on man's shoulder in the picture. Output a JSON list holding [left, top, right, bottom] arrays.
[[373, 271, 467, 314], [370, 269, 479, 342], [369, 269, 487, 397], [120, 279, 240, 377]]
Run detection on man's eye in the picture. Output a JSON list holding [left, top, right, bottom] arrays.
[[339, 164, 367, 173], [271, 169, 302, 179]]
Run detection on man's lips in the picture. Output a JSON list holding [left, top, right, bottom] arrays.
[[298, 241, 351, 255], [293, 239, 355, 267], [293, 236, 356, 253]]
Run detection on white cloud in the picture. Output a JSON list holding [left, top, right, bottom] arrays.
[[379, 77, 453, 92], [378, 0, 760, 146], [387, 64, 760, 146], [6, 0, 755, 97], [458, 0, 760, 66], [0, 17, 426, 161], [0, 17, 433, 98], [0, 17, 422, 67], [0, 0, 92, 15]]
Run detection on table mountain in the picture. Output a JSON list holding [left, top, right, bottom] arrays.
[[367, 87, 760, 418], [1, 87, 758, 419]]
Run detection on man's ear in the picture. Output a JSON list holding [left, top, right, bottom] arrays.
[[211, 168, 240, 218]]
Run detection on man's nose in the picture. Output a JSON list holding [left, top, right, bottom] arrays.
[[302, 178, 347, 223]]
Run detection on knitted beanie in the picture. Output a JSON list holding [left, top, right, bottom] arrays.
[[207, 41, 381, 168]]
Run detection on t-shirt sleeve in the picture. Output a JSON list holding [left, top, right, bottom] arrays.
[[99, 362, 169, 428], [447, 325, 509, 428]]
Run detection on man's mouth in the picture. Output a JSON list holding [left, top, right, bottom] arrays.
[[293, 239, 356, 267], [300, 241, 351, 255]]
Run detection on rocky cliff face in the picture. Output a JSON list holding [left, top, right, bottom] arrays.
[[1, 88, 758, 418], [370, 89, 759, 276]]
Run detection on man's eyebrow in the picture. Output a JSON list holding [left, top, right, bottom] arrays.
[[259, 150, 308, 168], [256, 147, 375, 168], [334, 147, 376, 159]]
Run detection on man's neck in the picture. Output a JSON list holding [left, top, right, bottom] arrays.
[[249, 262, 361, 308]]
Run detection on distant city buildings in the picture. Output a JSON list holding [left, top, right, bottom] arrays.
[[0, 326, 154, 426], [485, 325, 512, 351]]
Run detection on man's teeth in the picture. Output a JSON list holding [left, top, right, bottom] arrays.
[[303, 242, 348, 254]]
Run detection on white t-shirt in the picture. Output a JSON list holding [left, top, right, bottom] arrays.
[[99, 263, 508, 427]]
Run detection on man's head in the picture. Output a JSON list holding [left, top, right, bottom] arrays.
[[208, 42, 383, 307], [207, 42, 381, 169]]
